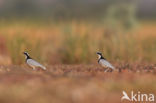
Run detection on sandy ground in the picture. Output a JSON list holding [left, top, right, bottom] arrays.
[[0, 64, 155, 103]]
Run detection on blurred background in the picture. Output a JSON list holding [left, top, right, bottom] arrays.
[[0, 0, 156, 65]]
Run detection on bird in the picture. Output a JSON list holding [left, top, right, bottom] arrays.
[[23, 52, 46, 70], [96, 52, 115, 72]]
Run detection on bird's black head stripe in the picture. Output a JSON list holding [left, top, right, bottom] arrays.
[[23, 52, 32, 60]]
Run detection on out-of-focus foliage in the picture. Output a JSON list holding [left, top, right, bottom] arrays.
[[0, 0, 155, 64], [0, 20, 155, 64], [0, 0, 155, 19], [105, 4, 137, 31]]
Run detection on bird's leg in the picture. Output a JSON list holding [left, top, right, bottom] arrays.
[[104, 68, 109, 72], [109, 69, 113, 72], [32, 66, 36, 70]]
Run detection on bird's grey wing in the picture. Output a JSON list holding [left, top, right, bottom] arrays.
[[27, 59, 46, 70], [99, 59, 115, 69]]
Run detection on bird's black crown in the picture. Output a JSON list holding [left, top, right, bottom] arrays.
[[96, 52, 102, 55], [23, 52, 29, 56]]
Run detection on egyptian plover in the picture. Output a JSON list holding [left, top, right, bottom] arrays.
[[96, 52, 115, 72], [23, 52, 46, 70]]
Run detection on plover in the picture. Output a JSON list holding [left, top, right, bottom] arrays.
[[23, 52, 46, 70], [96, 52, 115, 72]]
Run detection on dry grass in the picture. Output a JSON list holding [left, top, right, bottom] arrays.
[[0, 63, 155, 103], [0, 20, 156, 64]]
